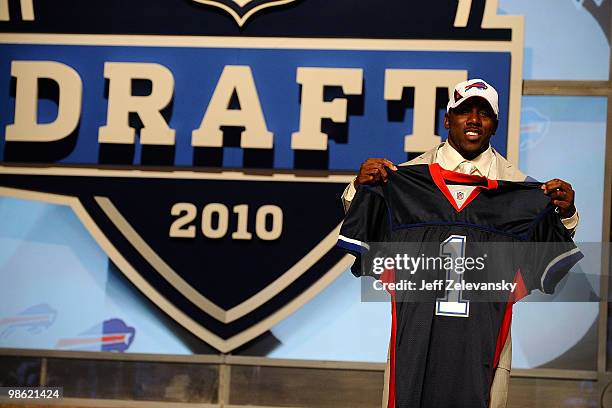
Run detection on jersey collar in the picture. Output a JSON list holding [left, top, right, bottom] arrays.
[[428, 163, 499, 212]]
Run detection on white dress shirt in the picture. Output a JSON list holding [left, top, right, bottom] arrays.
[[437, 141, 496, 178]]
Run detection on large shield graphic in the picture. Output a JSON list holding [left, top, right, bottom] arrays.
[[0, 0, 523, 352]]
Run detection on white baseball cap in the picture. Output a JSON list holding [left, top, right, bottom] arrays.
[[446, 79, 499, 118]]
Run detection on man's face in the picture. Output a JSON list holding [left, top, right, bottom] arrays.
[[444, 97, 498, 160]]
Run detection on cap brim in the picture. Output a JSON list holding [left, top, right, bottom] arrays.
[[447, 95, 498, 118]]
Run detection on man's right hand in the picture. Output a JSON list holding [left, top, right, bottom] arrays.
[[355, 158, 398, 187]]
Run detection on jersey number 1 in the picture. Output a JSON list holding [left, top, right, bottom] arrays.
[[435, 235, 470, 318]]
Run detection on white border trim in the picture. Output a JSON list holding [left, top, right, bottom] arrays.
[[481, 0, 524, 164], [337, 235, 370, 251], [540, 247, 582, 292], [0, 33, 514, 50], [0, 165, 355, 183]]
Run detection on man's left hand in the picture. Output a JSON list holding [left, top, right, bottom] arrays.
[[541, 179, 576, 218]]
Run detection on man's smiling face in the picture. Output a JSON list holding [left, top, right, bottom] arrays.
[[444, 97, 498, 160]]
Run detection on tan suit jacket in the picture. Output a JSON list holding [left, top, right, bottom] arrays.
[[341, 144, 526, 408]]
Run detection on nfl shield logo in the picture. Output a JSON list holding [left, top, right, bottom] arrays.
[[191, 0, 297, 26], [456, 191, 465, 200]]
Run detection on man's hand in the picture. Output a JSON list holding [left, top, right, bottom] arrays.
[[541, 178, 576, 218], [355, 158, 398, 187]]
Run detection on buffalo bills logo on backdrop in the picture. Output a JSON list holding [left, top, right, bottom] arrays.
[[0, 0, 523, 352], [0, 304, 57, 338], [56, 319, 135, 352], [520, 108, 551, 152]]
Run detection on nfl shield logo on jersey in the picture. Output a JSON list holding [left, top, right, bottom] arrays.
[[191, 0, 297, 26]]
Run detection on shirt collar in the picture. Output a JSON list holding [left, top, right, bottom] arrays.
[[437, 142, 495, 177]]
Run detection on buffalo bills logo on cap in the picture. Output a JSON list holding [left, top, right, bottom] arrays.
[[447, 79, 499, 118], [465, 81, 488, 91]]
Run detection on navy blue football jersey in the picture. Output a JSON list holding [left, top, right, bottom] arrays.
[[336, 164, 583, 408]]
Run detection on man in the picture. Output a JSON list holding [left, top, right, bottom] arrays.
[[340, 79, 579, 408]]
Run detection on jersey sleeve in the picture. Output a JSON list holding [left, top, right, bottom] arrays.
[[336, 185, 388, 277], [522, 205, 584, 294]]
